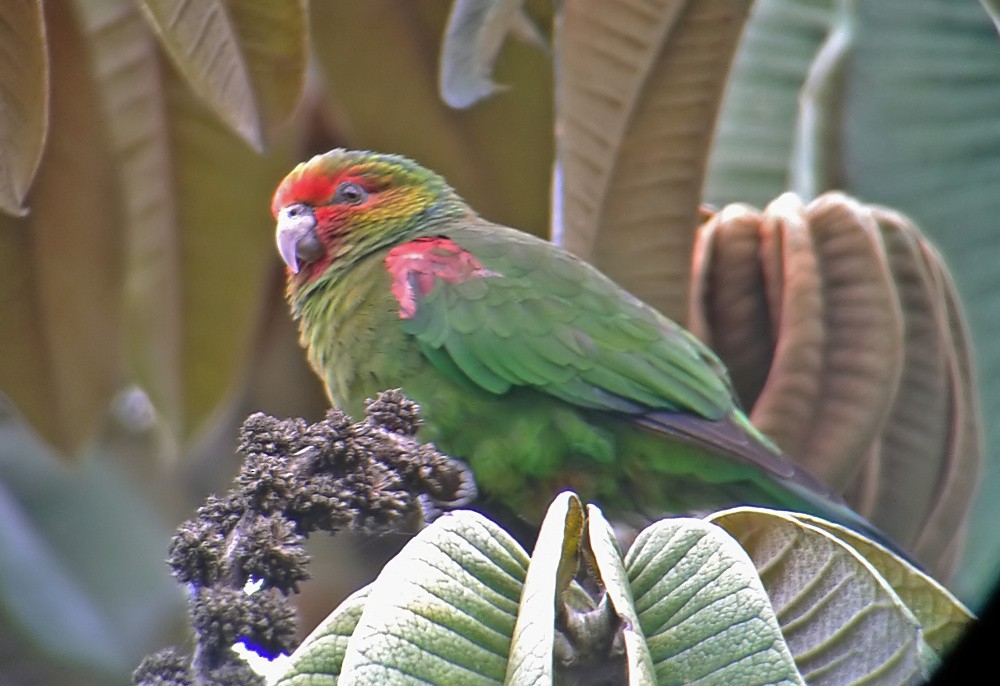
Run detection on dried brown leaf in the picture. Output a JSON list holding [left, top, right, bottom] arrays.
[[747, 193, 825, 462], [689, 205, 774, 408], [858, 212, 952, 547], [795, 194, 903, 488], [556, 0, 751, 320], [0, 0, 48, 216], [0, 0, 124, 454], [909, 231, 983, 571]]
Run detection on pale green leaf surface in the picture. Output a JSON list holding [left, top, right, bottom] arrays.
[[586, 505, 656, 686], [506, 491, 583, 685], [790, 512, 974, 658], [275, 585, 372, 685], [625, 517, 803, 686], [338, 510, 528, 685], [0, 0, 48, 216], [709, 507, 924, 685]]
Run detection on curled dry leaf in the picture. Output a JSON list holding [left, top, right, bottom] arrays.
[[689, 192, 982, 579]]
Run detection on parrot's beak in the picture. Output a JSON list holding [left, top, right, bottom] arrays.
[[276, 203, 320, 273]]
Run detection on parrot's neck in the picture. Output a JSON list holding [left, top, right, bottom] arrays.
[[286, 199, 472, 411]]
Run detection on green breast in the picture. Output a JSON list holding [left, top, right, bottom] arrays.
[[295, 251, 420, 417]]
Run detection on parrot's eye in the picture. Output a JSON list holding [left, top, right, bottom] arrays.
[[335, 181, 367, 206]]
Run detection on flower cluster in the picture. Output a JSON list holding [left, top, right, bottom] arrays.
[[134, 390, 477, 685]]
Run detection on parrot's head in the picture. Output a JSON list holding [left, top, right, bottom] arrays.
[[271, 149, 467, 285]]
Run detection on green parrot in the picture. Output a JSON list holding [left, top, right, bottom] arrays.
[[272, 148, 893, 546]]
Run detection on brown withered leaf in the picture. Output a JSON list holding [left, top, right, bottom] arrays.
[[858, 212, 953, 547], [688, 205, 773, 409], [797, 194, 904, 489], [556, 0, 751, 321], [0, 0, 124, 455], [0, 0, 48, 216], [690, 193, 982, 578]]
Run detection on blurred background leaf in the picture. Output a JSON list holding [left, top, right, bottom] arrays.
[[0, 0, 48, 216], [0, 0, 998, 680], [703, 0, 1000, 604]]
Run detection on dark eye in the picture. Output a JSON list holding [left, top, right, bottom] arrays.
[[335, 181, 367, 205]]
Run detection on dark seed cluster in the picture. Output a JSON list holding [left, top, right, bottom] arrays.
[[135, 389, 477, 685]]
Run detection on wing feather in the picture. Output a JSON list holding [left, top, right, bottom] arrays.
[[400, 225, 734, 421]]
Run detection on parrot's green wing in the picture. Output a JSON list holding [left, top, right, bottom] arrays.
[[394, 226, 734, 418], [386, 225, 815, 486]]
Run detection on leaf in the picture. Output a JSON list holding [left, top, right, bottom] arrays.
[[506, 491, 583, 685], [982, 0, 1000, 31], [274, 585, 371, 685], [77, 0, 293, 450], [0, 0, 48, 216], [625, 516, 804, 685], [439, 0, 538, 108], [704, 0, 835, 207], [0, 416, 181, 675], [337, 510, 528, 684], [310, 0, 553, 239], [709, 507, 926, 685], [688, 204, 774, 408], [837, 1, 1000, 600], [136, 0, 307, 150], [586, 505, 656, 685], [72, 0, 182, 451], [555, 0, 752, 321], [729, 194, 904, 490], [0, 0, 124, 455], [790, 512, 975, 658]]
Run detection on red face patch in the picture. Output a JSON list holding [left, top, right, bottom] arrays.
[[385, 237, 498, 318]]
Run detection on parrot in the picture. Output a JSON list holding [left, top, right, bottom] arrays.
[[271, 148, 898, 549]]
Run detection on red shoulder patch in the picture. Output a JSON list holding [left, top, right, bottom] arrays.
[[386, 237, 498, 318]]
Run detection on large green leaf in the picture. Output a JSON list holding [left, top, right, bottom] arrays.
[[702, 0, 1000, 604], [505, 492, 582, 684], [275, 585, 371, 685], [336, 510, 527, 684], [625, 516, 804, 685], [837, 0, 1000, 601], [0, 0, 48, 216], [704, 0, 835, 207]]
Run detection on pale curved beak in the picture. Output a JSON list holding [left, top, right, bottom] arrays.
[[275, 203, 318, 273]]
